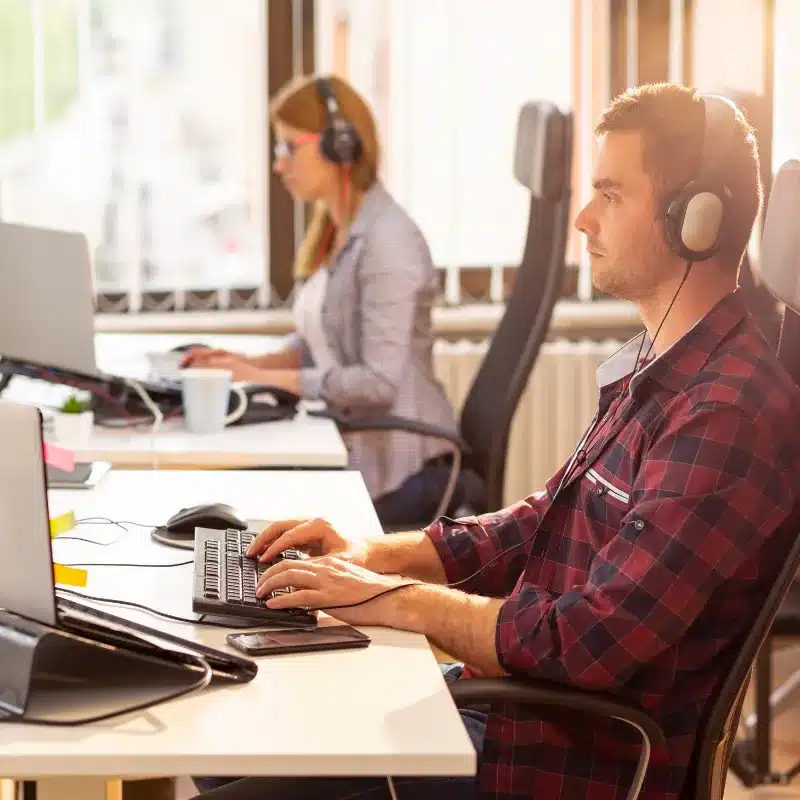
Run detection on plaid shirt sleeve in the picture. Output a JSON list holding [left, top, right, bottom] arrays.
[[426, 495, 547, 596], [496, 401, 794, 687]]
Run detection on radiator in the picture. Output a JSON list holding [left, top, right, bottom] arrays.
[[433, 339, 624, 506]]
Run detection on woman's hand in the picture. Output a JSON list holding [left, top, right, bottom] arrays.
[[181, 351, 297, 387], [180, 347, 236, 368]]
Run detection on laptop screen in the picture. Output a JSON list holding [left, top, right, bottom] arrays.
[[0, 400, 58, 625]]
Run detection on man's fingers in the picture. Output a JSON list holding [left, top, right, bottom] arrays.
[[256, 566, 319, 598], [265, 589, 322, 609], [246, 520, 306, 557], [256, 560, 319, 592], [260, 519, 327, 562]]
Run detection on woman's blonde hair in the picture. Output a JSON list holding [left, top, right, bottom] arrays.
[[270, 74, 381, 278]]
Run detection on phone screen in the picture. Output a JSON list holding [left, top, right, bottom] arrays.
[[228, 625, 370, 655]]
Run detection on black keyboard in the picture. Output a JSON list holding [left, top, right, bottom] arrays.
[[192, 527, 317, 627]]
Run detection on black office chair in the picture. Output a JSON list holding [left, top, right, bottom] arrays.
[[448, 159, 800, 800], [730, 158, 800, 788], [324, 101, 573, 527]]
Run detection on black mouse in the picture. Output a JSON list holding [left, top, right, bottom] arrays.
[[151, 503, 248, 550], [167, 503, 247, 534], [170, 342, 209, 354]]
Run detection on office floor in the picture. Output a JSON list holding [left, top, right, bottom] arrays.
[[723, 642, 800, 799]]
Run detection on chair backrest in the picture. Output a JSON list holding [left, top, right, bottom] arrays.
[[685, 159, 800, 799], [459, 101, 573, 513]]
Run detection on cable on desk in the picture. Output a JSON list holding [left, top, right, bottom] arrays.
[[76, 516, 160, 528], [55, 587, 262, 629], [55, 517, 160, 547]]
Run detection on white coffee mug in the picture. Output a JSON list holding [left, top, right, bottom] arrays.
[[179, 368, 247, 434]]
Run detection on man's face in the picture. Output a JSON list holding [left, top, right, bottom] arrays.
[[574, 130, 679, 300]]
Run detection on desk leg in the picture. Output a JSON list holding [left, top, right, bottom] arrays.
[[36, 778, 121, 800]]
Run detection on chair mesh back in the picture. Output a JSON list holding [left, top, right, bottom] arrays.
[[762, 160, 800, 386], [760, 160, 800, 314], [459, 102, 573, 511], [686, 160, 800, 798]]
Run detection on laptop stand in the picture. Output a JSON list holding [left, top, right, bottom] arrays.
[[0, 609, 218, 725]]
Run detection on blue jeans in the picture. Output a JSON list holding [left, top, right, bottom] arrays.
[[373, 463, 465, 528], [192, 664, 484, 799]]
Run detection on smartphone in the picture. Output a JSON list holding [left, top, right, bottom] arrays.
[[226, 624, 371, 656]]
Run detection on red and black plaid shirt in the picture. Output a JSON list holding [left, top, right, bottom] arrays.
[[427, 291, 800, 799]]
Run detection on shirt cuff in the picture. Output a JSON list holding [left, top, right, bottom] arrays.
[[424, 518, 494, 594], [424, 520, 465, 587], [299, 367, 328, 400]]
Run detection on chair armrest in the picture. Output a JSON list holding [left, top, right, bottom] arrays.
[[309, 410, 468, 524], [449, 678, 666, 800], [312, 410, 470, 452]]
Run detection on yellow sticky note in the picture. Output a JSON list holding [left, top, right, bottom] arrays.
[[53, 563, 88, 588], [49, 511, 76, 538]]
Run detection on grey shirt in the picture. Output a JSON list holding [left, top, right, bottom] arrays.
[[288, 183, 458, 500]]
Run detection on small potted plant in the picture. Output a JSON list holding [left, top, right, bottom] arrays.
[[53, 393, 94, 446]]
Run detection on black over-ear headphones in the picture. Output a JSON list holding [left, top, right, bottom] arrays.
[[664, 94, 738, 261], [314, 76, 362, 165]]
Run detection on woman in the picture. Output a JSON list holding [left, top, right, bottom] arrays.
[[184, 74, 460, 526]]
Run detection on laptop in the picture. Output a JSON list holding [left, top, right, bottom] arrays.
[[0, 399, 257, 684], [0, 223, 295, 424]]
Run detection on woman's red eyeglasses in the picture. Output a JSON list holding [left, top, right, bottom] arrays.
[[273, 133, 319, 161]]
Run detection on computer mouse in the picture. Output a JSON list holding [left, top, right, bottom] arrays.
[[166, 503, 248, 535], [151, 503, 248, 550]]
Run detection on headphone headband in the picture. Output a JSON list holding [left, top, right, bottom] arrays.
[[663, 93, 738, 262], [314, 76, 362, 165], [695, 94, 737, 188]]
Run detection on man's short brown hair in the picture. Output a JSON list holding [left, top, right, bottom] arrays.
[[595, 82, 763, 266]]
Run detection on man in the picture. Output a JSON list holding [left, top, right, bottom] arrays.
[[194, 83, 800, 799]]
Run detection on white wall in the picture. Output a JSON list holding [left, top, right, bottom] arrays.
[[316, 0, 573, 268]]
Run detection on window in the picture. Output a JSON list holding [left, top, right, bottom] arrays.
[[773, 0, 800, 173], [0, 0, 268, 313], [315, 0, 573, 304]]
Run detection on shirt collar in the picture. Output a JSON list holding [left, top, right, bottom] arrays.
[[596, 290, 749, 396], [346, 182, 391, 240]]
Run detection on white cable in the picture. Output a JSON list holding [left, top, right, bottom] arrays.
[[123, 378, 163, 470], [386, 776, 398, 800]]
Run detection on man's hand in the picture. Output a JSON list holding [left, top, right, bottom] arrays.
[[246, 518, 369, 567], [255, 554, 505, 674], [256, 556, 414, 626]]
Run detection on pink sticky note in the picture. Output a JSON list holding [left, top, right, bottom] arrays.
[[43, 443, 75, 472]]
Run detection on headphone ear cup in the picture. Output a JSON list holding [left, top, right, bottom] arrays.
[[664, 192, 690, 259], [680, 189, 724, 258], [319, 127, 342, 164], [664, 183, 725, 261], [318, 122, 362, 165]]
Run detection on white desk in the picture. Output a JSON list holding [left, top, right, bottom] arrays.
[[0, 470, 474, 797], [4, 332, 349, 469], [94, 332, 279, 380], [74, 408, 348, 469]]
